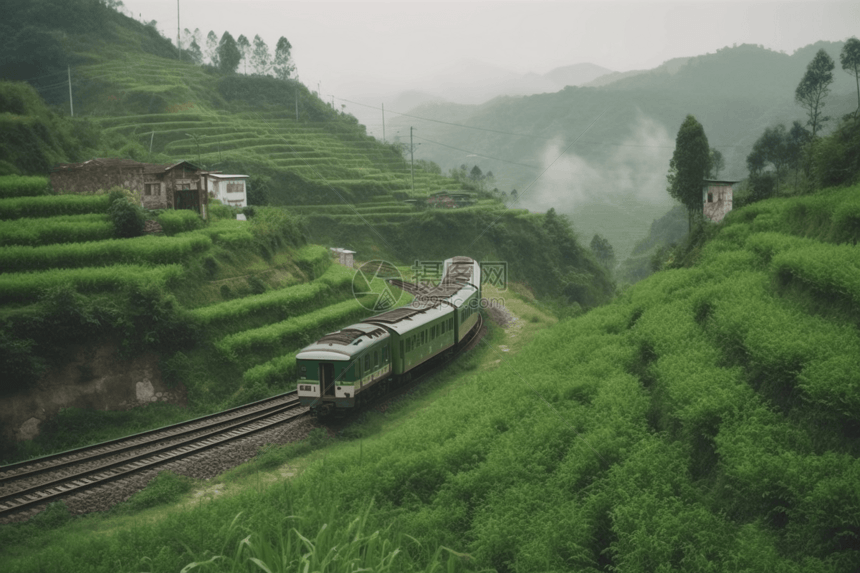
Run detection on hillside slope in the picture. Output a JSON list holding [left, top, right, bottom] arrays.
[[4, 182, 859, 572], [388, 42, 858, 259]]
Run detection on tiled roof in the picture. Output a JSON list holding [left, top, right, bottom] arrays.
[[52, 158, 145, 172], [52, 158, 202, 173]]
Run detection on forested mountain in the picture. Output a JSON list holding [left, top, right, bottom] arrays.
[[388, 42, 858, 258]]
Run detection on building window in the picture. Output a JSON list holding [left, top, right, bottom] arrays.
[[178, 183, 191, 191], [226, 182, 243, 194], [707, 192, 714, 203], [144, 183, 160, 196]]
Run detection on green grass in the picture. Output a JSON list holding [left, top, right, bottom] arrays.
[[215, 295, 377, 368], [0, 214, 115, 246], [0, 264, 183, 303], [0, 194, 111, 219], [0, 175, 51, 198], [190, 264, 353, 330], [0, 234, 212, 272], [5, 185, 860, 572]]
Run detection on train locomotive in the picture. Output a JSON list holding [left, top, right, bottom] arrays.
[[296, 256, 481, 415]]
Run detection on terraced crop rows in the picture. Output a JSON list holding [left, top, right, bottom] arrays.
[[0, 177, 401, 395], [78, 54, 464, 201]]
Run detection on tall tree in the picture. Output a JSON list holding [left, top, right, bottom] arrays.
[[590, 234, 616, 270], [795, 49, 835, 140], [787, 121, 810, 187], [236, 34, 251, 74], [272, 36, 295, 80], [251, 34, 271, 76], [667, 115, 710, 230], [187, 38, 203, 65], [217, 31, 241, 74], [205, 30, 219, 67], [708, 148, 725, 178], [747, 125, 792, 195], [840, 37, 860, 117]]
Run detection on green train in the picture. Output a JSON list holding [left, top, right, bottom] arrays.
[[296, 256, 482, 415]]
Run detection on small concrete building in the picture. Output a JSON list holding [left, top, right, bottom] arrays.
[[51, 158, 210, 218], [703, 179, 737, 223], [330, 247, 356, 268], [206, 173, 250, 208]]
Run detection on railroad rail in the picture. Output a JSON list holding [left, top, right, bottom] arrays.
[[0, 392, 306, 520], [0, 291, 487, 522]]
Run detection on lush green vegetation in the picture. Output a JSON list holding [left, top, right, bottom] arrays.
[[0, 213, 114, 246], [4, 176, 859, 571]]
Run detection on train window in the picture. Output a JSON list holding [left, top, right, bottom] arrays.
[[364, 354, 370, 371], [374, 351, 378, 367], [383, 347, 388, 362], [421, 331, 426, 345]]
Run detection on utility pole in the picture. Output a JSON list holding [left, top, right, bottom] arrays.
[[67, 65, 74, 117], [176, 0, 181, 61], [382, 103, 386, 143], [410, 126, 415, 196]]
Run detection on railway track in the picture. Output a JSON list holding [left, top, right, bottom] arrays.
[[0, 287, 487, 522], [0, 392, 307, 521]]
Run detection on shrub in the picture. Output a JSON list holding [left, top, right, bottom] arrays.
[[107, 196, 145, 238], [157, 209, 203, 236], [295, 244, 331, 279]]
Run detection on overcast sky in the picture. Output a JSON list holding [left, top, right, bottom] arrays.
[[121, 0, 859, 102]]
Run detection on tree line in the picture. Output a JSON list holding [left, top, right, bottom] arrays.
[[667, 37, 860, 225], [745, 39, 860, 198], [176, 28, 295, 80]]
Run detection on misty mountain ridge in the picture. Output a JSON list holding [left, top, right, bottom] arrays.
[[384, 40, 857, 261]]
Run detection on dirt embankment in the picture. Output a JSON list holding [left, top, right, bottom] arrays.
[[0, 344, 185, 447]]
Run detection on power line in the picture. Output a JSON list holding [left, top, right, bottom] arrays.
[[414, 136, 541, 171]]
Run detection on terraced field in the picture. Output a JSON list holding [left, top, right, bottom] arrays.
[[73, 53, 463, 205], [0, 176, 410, 453]]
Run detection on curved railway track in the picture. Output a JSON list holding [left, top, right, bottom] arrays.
[[0, 392, 307, 521], [0, 295, 488, 523]]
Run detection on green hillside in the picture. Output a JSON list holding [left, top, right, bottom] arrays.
[[388, 42, 859, 260], [4, 180, 859, 572], [0, 175, 421, 457]]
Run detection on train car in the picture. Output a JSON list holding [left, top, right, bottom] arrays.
[[365, 302, 456, 377], [296, 256, 481, 415], [443, 256, 481, 343], [296, 323, 392, 412]]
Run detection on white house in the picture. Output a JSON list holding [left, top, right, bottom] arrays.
[[702, 179, 737, 223], [206, 173, 250, 208], [330, 247, 356, 268]]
